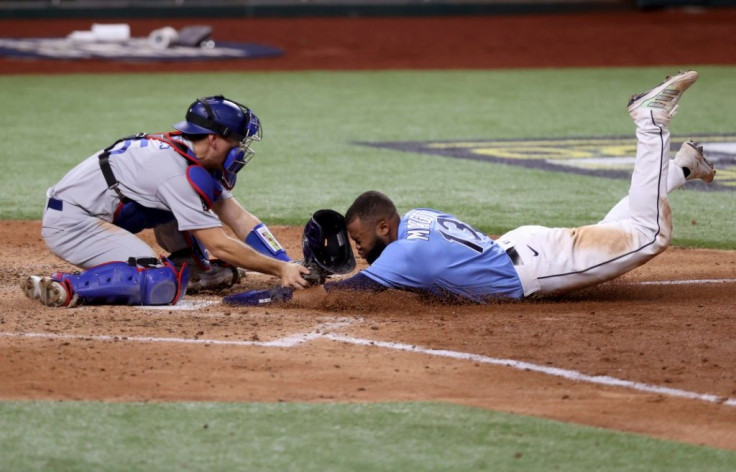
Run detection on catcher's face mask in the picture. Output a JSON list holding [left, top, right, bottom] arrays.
[[220, 115, 261, 190], [220, 113, 262, 190]]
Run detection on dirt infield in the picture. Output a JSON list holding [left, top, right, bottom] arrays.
[[1, 9, 735, 450], [1, 222, 735, 449]]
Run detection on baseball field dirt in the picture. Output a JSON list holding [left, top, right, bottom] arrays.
[[1, 8, 735, 451]]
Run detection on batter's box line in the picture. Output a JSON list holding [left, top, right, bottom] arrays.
[[0, 320, 353, 349]]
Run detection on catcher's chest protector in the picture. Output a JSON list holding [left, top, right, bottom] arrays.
[[101, 133, 223, 230]]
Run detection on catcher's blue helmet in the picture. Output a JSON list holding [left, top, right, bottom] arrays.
[[174, 95, 261, 142], [174, 95, 262, 190]]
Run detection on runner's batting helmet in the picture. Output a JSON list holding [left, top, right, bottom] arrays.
[[303, 209, 356, 276]]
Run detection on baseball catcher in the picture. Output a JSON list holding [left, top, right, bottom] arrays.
[[23, 95, 309, 307]]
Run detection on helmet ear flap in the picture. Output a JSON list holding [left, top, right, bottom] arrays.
[[302, 210, 356, 276], [220, 146, 248, 190]]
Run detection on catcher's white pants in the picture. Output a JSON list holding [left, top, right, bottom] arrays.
[[497, 112, 687, 297]]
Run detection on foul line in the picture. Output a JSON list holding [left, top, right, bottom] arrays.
[[624, 278, 736, 286], [323, 334, 736, 408], [2, 319, 734, 408]]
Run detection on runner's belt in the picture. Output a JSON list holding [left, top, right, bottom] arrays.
[[506, 246, 521, 266]]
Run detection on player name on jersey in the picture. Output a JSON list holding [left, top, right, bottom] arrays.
[[406, 210, 433, 241]]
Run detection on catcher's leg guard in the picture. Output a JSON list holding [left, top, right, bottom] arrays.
[[52, 258, 189, 306]]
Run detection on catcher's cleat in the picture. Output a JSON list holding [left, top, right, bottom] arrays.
[[674, 140, 716, 183], [37, 277, 77, 308], [185, 262, 246, 293], [169, 249, 246, 293], [627, 70, 698, 126], [21, 275, 42, 300]]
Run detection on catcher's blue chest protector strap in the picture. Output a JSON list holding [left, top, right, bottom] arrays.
[[147, 132, 224, 210], [104, 133, 223, 232], [53, 258, 189, 306], [186, 165, 223, 210]]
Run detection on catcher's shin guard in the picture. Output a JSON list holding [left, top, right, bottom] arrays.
[[51, 258, 189, 306]]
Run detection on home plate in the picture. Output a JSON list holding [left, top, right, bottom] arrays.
[[135, 299, 219, 311]]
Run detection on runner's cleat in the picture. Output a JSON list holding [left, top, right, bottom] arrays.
[[627, 70, 698, 126], [674, 140, 716, 183]]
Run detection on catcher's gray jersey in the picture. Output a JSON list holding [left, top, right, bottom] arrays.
[[43, 135, 229, 267], [48, 136, 229, 230]]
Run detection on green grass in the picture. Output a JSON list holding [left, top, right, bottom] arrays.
[[1, 67, 735, 247], [1, 401, 733, 472]]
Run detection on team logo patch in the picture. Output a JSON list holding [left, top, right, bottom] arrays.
[[359, 135, 736, 190]]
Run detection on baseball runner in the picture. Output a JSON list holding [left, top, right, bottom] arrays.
[[226, 70, 716, 307], [23, 95, 309, 307]]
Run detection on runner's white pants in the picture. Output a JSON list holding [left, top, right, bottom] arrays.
[[496, 112, 687, 297]]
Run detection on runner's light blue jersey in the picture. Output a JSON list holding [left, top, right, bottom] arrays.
[[362, 209, 524, 302]]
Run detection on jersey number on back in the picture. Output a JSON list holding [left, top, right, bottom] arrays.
[[436, 217, 485, 254]]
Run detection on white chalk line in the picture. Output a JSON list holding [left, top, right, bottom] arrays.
[[623, 278, 736, 286], [0, 320, 351, 349], [322, 334, 736, 408], [2, 316, 734, 408], [135, 299, 218, 311]]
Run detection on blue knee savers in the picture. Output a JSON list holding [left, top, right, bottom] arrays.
[[245, 223, 291, 262], [113, 200, 176, 234], [54, 258, 189, 306]]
